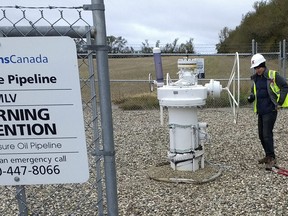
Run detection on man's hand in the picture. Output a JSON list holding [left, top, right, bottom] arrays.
[[247, 94, 255, 103]]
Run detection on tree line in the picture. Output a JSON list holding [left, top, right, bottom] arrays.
[[217, 0, 288, 53], [106, 36, 195, 53]]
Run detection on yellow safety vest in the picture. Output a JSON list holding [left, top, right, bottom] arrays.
[[253, 70, 288, 112]]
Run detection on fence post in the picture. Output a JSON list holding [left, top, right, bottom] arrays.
[[279, 41, 282, 75], [279, 40, 286, 78], [283, 39, 286, 79], [90, 0, 119, 215], [16, 185, 28, 216], [252, 39, 257, 54]]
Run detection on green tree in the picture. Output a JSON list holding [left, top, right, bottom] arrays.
[[162, 38, 179, 53], [107, 36, 128, 53], [178, 38, 195, 53], [141, 39, 153, 53], [216, 0, 288, 53], [216, 27, 230, 53], [161, 38, 195, 53], [155, 40, 160, 48]]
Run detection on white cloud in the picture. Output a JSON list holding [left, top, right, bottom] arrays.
[[105, 0, 257, 48], [0, 0, 258, 52]]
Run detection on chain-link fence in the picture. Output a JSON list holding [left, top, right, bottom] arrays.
[[0, 1, 118, 216], [0, 2, 288, 216], [106, 51, 285, 110]]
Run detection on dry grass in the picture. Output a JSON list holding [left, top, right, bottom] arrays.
[[79, 55, 254, 80], [78, 55, 279, 108]]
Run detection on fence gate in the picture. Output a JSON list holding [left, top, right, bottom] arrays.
[[0, 0, 118, 215]]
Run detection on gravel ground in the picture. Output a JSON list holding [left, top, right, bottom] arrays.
[[114, 107, 288, 216], [1, 107, 288, 215]]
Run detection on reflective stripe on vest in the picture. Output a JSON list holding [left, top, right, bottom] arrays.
[[253, 70, 288, 112], [268, 70, 288, 108], [253, 84, 257, 112]]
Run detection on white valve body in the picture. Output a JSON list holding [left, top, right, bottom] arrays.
[[158, 85, 209, 171], [157, 59, 222, 171]]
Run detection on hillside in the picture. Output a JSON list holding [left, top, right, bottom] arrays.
[[217, 0, 288, 53]]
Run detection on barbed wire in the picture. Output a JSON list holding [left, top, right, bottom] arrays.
[[0, 5, 84, 10]]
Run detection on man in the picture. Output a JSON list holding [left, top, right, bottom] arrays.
[[248, 53, 288, 170]]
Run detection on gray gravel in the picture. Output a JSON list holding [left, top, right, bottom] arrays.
[[1, 107, 288, 215], [114, 107, 288, 216]]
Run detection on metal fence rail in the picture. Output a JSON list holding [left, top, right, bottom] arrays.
[[0, 1, 118, 216]]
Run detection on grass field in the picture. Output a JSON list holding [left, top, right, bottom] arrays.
[[78, 54, 280, 109]]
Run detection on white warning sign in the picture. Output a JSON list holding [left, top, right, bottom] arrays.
[[0, 36, 89, 185]]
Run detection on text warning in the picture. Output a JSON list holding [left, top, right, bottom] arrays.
[[0, 37, 89, 185]]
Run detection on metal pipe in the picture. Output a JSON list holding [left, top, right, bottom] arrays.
[[153, 47, 164, 87], [0, 26, 95, 38], [16, 185, 28, 216], [283, 39, 286, 79], [90, 0, 119, 215]]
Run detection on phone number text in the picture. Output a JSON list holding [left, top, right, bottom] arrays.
[[0, 165, 60, 176]]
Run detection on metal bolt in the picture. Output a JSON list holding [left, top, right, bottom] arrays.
[[14, 176, 20, 182]]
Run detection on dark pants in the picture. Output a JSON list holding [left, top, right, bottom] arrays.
[[258, 111, 277, 158]]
